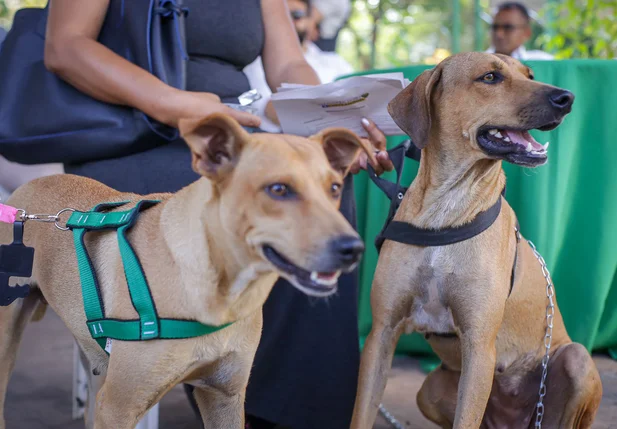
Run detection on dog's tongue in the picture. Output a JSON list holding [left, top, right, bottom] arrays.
[[316, 272, 338, 280], [504, 130, 545, 151]]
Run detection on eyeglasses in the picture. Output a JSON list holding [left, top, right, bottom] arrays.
[[290, 10, 307, 20], [491, 23, 526, 32]]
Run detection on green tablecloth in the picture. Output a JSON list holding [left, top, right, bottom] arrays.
[[351, 60, 617, 358]]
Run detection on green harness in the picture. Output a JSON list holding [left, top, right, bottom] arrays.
[[66, 200, 231, 353]]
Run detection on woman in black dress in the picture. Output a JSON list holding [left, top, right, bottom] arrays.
[[44, 1, 392, 428]]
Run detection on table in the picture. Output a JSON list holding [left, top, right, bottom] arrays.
[[351, 60, 617, 358]]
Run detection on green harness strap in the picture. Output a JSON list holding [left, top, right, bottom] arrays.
[[67, 200, 231, 353]]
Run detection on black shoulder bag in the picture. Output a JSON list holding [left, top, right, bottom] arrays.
[[0, 0, 188, 165]]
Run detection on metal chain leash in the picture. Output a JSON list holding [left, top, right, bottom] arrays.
[[379, 403, 405, 429], [528, 239, 555, 429]]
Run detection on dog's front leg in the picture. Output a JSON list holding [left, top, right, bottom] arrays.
[[453, 333, 497, 429], [189, 348, 256, 429], [192, 385, 246, 428], [350, 319, 404, 429], [451, 290, 505, 429]]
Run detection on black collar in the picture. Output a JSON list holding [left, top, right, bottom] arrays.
[[367, 140, 519, 296], [381, 197, 502, 247]]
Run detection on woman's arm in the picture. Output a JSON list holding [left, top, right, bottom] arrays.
[[44, 0, 260, 128], [260, 0, 320, 91]]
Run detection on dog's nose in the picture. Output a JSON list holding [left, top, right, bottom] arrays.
[[549, 89, 574, 111], [330, 235, 365, 266]]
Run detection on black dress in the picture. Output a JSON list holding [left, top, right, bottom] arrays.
[[65, 2, 360, 428]]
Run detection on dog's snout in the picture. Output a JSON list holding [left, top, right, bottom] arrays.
[[548, 89, 574, 111], [330, 235, 365, 265]]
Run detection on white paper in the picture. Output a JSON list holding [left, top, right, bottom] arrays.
[[271, 73, 410, 138]]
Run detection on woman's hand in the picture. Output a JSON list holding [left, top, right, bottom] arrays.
[[264, 100, 280, 125], [349, 118, 395, 176], [45, 0, 261, 132], [163, 90, 262, 129]]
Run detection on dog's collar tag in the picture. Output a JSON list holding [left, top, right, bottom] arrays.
[[105, 338, 113, 354]]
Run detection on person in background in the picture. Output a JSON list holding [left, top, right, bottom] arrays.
[[310, 0, 351, 52], [244, 0, 354, 133], [486, 1, 553, 60]]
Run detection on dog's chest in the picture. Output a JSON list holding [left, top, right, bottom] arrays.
[[405, 251, 457, 334]]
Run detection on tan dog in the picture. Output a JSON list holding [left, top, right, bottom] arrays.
[[351, 52, 603, 429], [0, 113, 376, 429]]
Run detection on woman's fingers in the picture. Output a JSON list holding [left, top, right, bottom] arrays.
[[361, 117, 386, 150], [359, 118, 394, 174], [376, 150, 394, 172], [223, 106, 262, 128]]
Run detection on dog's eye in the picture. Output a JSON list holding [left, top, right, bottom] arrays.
[[331, 183, 342, 198], [478, 71, 502, 84], [483, 73, 496, 82], [265, 183, 295, 200]]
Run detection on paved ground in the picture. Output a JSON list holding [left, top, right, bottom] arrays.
[[4, 310, 617, 428]]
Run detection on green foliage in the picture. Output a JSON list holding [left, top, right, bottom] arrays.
[[537, 0, 617, 59], [0, 0, 46, 29], [338, 0, 499, 70], [338, 0, 494, 70]]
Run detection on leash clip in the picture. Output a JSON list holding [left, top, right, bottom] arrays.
[[18, 208, 76, 231]]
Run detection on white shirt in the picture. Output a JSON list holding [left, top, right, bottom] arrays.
[[486, 45, 554, 60], [243, 42, 354, 133]]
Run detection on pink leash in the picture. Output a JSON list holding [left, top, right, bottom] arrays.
[[0, 203, 19, 224]]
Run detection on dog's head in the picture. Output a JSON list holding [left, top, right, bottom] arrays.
[[179, 113, 376, 297], [388, 52, 574, 167]]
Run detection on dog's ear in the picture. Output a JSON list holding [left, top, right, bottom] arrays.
[[313, 128, 377, 177], [387, 66, 442, 149], [179, 113, 250, 181]]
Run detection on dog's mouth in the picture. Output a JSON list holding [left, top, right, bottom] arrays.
[[262, 245, 342, 297], [476, 121, 560, 167]]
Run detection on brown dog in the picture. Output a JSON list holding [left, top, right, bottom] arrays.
[[351, 52, 603, 429], [0, 113, 375, 429]]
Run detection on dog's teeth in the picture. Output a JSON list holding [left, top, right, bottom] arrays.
[[488, 129, 498, 135], [526, 142, 533, 152], [310, 271, 341, 286], [503, 137, 511, 142], [494, 131, 503, 138], [543, 142, 550, 150]]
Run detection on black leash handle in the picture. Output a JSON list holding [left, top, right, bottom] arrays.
[[366, 139, 421, 252]]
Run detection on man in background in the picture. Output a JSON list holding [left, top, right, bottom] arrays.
[[486, 2, 553, 60], [243, 0, 354, 133]]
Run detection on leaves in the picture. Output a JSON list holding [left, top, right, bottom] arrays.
[[0, 0, 46, 28], [538, 0, 617, 59], [340, 0, 482, 69]]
